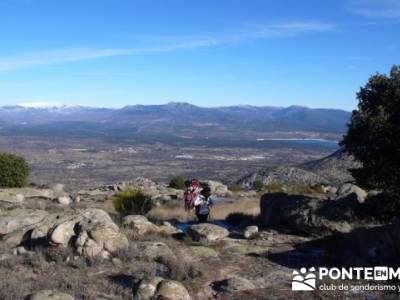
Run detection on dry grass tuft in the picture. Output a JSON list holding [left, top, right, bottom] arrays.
[[147, 197, 260, 222]]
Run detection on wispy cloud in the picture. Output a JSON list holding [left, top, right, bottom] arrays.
[[18, 101, 64, 108], [347, 0, 400, 18], [0, 21, 334, 72]]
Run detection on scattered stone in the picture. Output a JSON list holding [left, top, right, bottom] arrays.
[[27, 290, 74, 300], [188, 223, 229, 242], [244, 226, 259, 239], [56, 196, 72, 205], [74, 196, 81, 203]]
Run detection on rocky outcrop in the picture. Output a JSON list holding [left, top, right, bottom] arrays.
[[0, 208, 128, 257], [27, 290, 74, 300], [239, 148, 362, 189], [239, 166, 327, 188], [301, 148, 361, 186], [188, 223, 229, 242], [260, 192, 370, 235], [0, 187, 57, 204], [0, 209, 48, 234], [204, 180, 232, 197]]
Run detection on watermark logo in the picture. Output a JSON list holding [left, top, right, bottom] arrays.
[[291, 266, 400, 292], [292, 267, 316, 291]]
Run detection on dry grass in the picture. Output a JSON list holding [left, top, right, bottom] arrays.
[[147, 197, 260, 222]]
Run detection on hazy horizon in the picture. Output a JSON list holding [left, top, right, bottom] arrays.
[[2, 101, 353, 112]]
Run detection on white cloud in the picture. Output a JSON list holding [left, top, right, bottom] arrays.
[[18, 101, 64, 108], [0, 21, 334, 72], [348, 0, 400, 18]]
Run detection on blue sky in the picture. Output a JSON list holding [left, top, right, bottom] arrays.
[[0, 0, 399, 110]]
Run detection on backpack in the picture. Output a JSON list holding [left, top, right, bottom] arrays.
[[184, 179, 201, 210]]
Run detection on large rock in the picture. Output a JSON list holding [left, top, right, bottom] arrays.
[[88, 223, 128, 253], [337, 183, 368, 203], [122, 215, 159, 236], [122, 215, 181, 237], [204, 180, 231, 197], [260, 193, 363, 235], [188, 223, 229, 242], [49, 220, 76, 246], [0, 189, 25, 204], [27, 290, 74, 300], [270, 217, 400, 268], [0, 209, 48, 234]]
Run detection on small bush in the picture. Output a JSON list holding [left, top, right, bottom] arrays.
[[157, 255, 200, 281], [0, 153, 29, 188], [289, 184, 313, 195], [312, 184, 325, 194], [169, 176, 186, 190], [228, 184, 242, 192], [253, 180, 264, 191], [112, 189, 153, 215], [264, 181, 284, 193]]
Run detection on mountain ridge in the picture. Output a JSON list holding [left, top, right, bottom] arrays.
[[0, 102, 351, 141]]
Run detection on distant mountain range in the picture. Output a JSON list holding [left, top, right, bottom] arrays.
[[0, 102, 350, 142]]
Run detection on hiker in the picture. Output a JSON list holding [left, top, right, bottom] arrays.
[[194, 185, 213, 223], [183, 178, 201, 211]]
